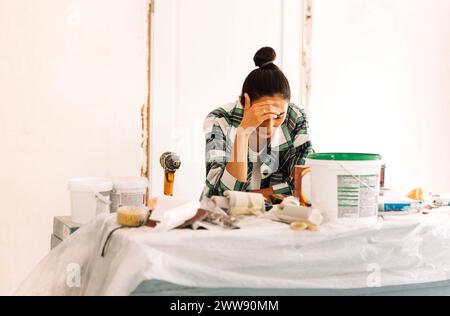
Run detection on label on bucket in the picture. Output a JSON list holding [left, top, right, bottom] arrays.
[[111, 192, 146, 213], [337, 174, 378, 218]]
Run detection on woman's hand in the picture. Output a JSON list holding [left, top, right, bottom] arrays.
[[239, 93, 281, 131], [226, 94, 282, 182]]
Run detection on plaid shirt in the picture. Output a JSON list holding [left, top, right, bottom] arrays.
[[201, 101, 314, 199]]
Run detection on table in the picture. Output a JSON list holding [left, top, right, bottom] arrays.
[[16, 208, 450, 295]]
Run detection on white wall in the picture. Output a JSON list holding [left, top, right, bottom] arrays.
[[0, 0, 149, 295], [309, 0, 450, 193], [150, 0, 303, 199]]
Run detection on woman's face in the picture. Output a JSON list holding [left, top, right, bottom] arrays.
[[253, 94, 288, 138]]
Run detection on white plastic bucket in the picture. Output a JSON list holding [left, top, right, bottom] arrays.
[[111, 177, 148, 213], [305, 153, 382, 225], [68, 177, 113, 224]]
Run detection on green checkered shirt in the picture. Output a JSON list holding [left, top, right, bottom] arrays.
[[201, 101, 314, 199]]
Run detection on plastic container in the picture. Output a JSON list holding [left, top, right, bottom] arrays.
[[304, 153, 382, 224], [68, 177, 113, 224], [432, 194, 450, 207], [111, 177, 148, 213], [379, 201, 423, 212]]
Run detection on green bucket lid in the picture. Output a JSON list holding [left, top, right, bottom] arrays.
[[307, 152, 382, 161]]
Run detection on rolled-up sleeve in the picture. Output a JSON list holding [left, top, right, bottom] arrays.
[[201, 116, 249, 199]]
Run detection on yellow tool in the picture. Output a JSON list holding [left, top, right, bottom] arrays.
[[407, 187, 424, 201], [160, 152, 181, 196]]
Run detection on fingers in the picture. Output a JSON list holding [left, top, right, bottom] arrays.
[[255, 105, 282, 116], [254, 103, 281, 112], [251, 101, 270, 108], [259, 113, 278, 123], [252, 99, 285, 108]]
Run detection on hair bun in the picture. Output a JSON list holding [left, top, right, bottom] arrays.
[[254, 47, 276, 67]]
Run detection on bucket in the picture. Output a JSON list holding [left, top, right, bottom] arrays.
[[296, 153, 382, 224], [68, 177, 113, 224], [111, 177, 148, 213]]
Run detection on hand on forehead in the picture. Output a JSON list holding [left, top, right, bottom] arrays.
[[251, 95, 286, 108]]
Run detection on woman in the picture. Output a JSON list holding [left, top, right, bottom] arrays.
[[201, 47, 313, 199]]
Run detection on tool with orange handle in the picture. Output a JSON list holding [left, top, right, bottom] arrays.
[[160, 152, 181, 196]]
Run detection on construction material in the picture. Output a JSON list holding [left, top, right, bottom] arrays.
[[117, 206, 149, 227], [379, 200, 423, 212], [210, 196, 230, 210], [223, 191, 265, 217], [50, 234, 63, 250], [53, 216, 81, 240], [68, 177, 112, 224], [290, 221, 308, 231], [111, 177, 148, 213], [279, 196, 300, 209], [278, 205, 323, 225], [432, 194, 450, 207], [290, 220, 319, 232], [148, 196, 198, 232], [298, 153, 382, 224], [380, 163, 386, 188]]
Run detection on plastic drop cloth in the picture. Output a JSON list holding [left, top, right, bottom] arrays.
[[16, 208, 450, 296]]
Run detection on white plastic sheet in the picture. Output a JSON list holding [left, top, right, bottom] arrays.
[[16, 208, 450, 295]]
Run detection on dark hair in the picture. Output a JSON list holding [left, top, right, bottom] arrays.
[[240, 47, 291, 104]]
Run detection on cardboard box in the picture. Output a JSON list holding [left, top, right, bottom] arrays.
[[53, 216, 81, 240], [50, 234, 63, 250]]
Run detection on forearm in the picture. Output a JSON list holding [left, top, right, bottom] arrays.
[[225, 129, 249, 182]]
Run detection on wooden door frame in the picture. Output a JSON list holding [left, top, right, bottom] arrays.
[[302, 0, 313, 108], [141, 0, 313, 190], [141, 0, 154, 182]]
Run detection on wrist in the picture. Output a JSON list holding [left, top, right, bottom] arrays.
[[237, 123, 253, 137]]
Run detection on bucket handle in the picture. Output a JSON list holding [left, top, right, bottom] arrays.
[[293, 165, 311, 206], [94, 191, 111, 205], [293, 163, 378, 206]]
